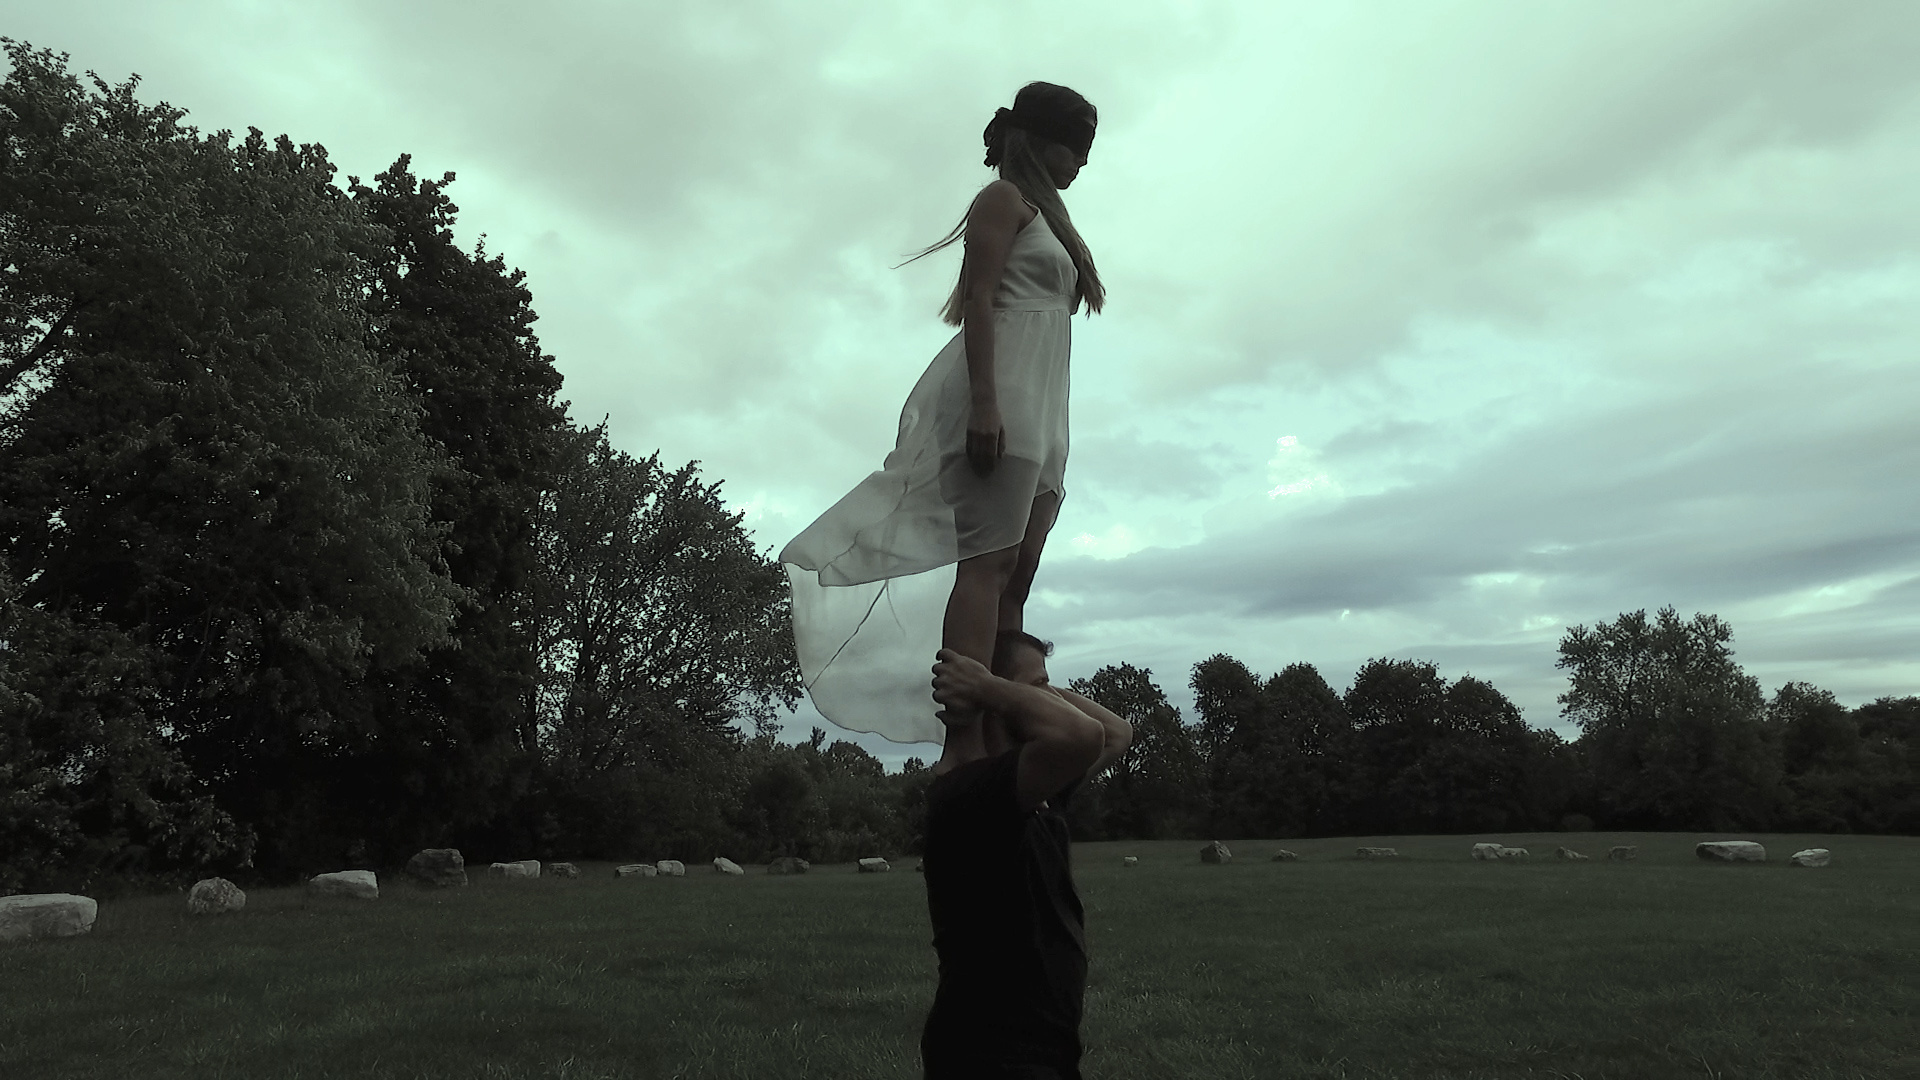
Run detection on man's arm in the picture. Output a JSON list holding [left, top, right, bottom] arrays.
[[932, 650, 1103, 811], [1050, 687, 1133, 780]]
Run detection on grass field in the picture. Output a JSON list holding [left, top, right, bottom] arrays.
[[2, 832, 1915, 1080]]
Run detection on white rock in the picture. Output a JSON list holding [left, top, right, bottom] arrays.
[[1271, 850, 1300, 862], [309, 870, 378, 900], [615, 863, 657, 878], [1199, 840, 1232, 864], [403, 848, 467, 888], [488, 860, 540, 880], [547, 862, 580, 879], [0, 894, 98, 943], [1471, 843, 1504, 861], [1496, 846, 1529, 860], [187, 877, 246, 915], [1122, 856, 1139, 867], [656, 860, 686, 877], [1555, 847, 1589, 861], [1356, 847, 1399, 859], [857, 857, 891, 873], [1790, 848, 1832, 868], [1696, 841, 1766, 863], [713, 857, 745, 875], [1608, 845, 1639, 861]]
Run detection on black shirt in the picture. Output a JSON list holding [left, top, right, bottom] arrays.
[[921, 748, 1087, 1079]]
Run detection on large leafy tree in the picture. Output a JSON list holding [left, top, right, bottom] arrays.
[[1557, 608, 1779, 830], [1192, 656, 1353, 838], [1072, 663, 1204, 840], [534, 421, 798, 774], [341, 159, 569, 858], [0, 44, 460, 872]]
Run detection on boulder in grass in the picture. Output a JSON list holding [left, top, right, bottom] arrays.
[[768, 857, 811, 875], [656, 860, 686, 877], [1471, 843, 1503, 861], [1696, 841, 1766, 863], [1271, 850, 1299, 862], [547, 862, 580, 879], [1555, 847, 1589, 862], [1199, 840, 1232, 865], [1356, 847, 1399, 859], [404, 848, 468, 888], [615, 863, 657, 878], [714, 857, 745, 876], [858, 857, 892, 873], [1790, 848, 1831, 868], [187, 877, 246, 915], [1496, 847, 1529, 860], [488, 860, 540, 880], [0, 894, 98, 943], [1608, 845, 1639, 862], [309, 870, 378, 900], [1122, 856, 1139, 867]]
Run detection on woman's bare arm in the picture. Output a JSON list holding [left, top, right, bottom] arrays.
[[959, 180, 1034, 476]]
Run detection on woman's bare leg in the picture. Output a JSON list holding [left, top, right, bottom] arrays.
[[935, 544, 1020, 771], [933, 492, 1060, 771], [997, 491, 1060, 637]]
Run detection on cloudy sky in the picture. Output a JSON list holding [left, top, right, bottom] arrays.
[[11, 1, 1918, 762]]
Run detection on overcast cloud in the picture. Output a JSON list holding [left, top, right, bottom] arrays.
[[10, 0, 1917, 762]]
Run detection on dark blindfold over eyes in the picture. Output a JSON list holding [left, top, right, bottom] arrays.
[[993, 106, 1095, 157]]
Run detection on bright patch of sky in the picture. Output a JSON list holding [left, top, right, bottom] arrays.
[[12, 0, 1918, 763]]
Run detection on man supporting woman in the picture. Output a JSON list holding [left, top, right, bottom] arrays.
[[781, 83, 1128, 1078]]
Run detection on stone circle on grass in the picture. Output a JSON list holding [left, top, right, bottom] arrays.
[[1608, 845, 1639, 861], [309, 871, 378, 900], [1472, 843, 1502, 860], [1696, 841, 1766, 862], [1556, 847, 1589, 861], [656, 860, 686, 877], [1356, 847, 1399, 859], [404, 848, 467, 888], [548, 862, 580, 879], [0, 894, 97, 943], [857, 857, 891, 873], [713, 857, 744, 875], [1123, 856, 1139, 866], [1790, 848, 1832, 868], [1199, 840, 1232, 864], [768, 857, 810, 875], [188, 877, 246, 915], [1271, 850, 1299, 861], [489, 860, 540, 880], [615, 863, 657, 878]]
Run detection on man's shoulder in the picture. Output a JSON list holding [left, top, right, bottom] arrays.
[[928, 748, 1024, 820]]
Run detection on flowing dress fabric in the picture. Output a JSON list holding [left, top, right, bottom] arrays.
[[781, 209, 1075, 744]]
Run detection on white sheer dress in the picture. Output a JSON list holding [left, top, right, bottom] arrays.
[[781, 208, 1075, 744]]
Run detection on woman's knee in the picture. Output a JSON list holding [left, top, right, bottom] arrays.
[[958, 546, 1021, 584]]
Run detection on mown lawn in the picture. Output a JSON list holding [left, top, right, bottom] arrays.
[[2, 832, 1914, 1079]]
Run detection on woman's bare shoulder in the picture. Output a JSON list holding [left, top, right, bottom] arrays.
[[968, 180, 1035, 227]]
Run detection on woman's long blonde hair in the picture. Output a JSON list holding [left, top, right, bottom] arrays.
[[904, 83, 1105, 325]]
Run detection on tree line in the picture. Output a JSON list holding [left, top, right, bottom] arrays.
[[2, 46, 1912, 895]]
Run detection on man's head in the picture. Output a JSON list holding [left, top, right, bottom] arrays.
[[991, 629, 1053, 686], [983, 630, 1053, 754]]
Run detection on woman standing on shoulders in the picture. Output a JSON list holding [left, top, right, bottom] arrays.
[[781, 83, 1104, 768]]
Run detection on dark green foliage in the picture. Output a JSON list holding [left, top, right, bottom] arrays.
[[1558, 608, 1780, 830], [1070, 663, 1204, 840], [0, 559, 249, 893], [0, 43, 461, 878]]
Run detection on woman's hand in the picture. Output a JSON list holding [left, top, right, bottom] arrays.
[[966, 400, 1006, 477]]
